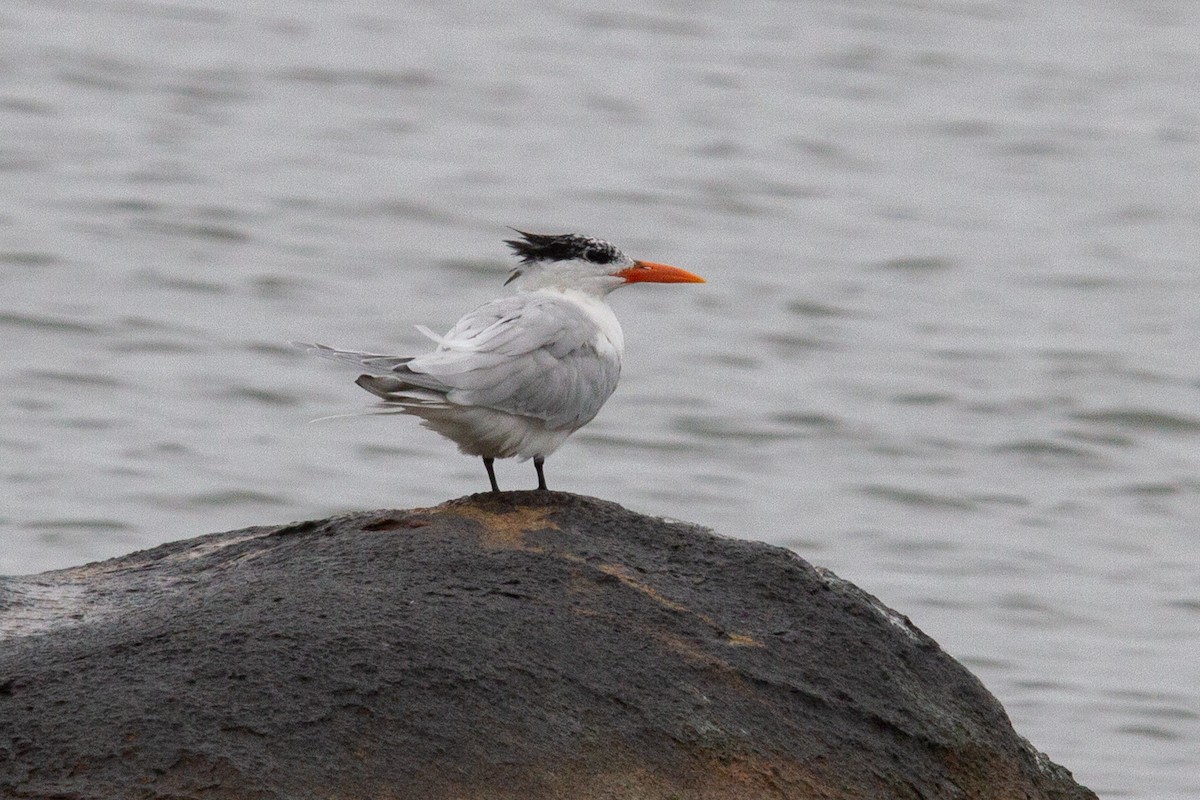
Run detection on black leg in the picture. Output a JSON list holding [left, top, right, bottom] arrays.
[[483, 457, 499, 493], [533, 455, 547, 491]]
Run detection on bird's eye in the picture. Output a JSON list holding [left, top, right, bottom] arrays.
[[584, 249, 606, 263]]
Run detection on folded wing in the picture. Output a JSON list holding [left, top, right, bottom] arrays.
[[305, 294, 622, 431]]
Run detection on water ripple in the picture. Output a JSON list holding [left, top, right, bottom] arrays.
[[213, 387, 303, 407], [137, 219, 252, 244], [24, 370, 124, 389], [672, 415, 799, 444], [993, 439, 1107, 466], [0, 251, 59, 266], [186, 490, 288, 508], [1071, 409, 1200, 434], [24, 518, 133, 533], [576, 11, 709, 37], [858, 485, 978, 511], [279, 67, 438, 88], [0, 313, 107, 335], [872, 256, 956, 272], [786, 299, 855, 319]]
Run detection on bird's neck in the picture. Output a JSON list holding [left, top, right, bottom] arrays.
[[511, 266, 624, 296], [533, 287, 625, 355]]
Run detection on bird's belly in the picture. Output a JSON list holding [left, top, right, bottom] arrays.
[[409, 405, 575, 461]]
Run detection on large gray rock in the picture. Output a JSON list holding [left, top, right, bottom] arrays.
[[0, 491, 1094, 799]]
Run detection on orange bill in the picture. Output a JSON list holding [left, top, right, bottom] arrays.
[[616, 260, 706, 284]]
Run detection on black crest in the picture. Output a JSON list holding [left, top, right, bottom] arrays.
[[504, 230, 621, 266]]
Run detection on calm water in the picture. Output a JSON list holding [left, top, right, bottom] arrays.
[[2, 1, 1198, 795]]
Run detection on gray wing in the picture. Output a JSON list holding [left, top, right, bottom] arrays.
[[403, 294, 621, 428], [294, 342, 413, 373], [298, 295, 622, 428]]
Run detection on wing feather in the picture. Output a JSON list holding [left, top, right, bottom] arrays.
[[300, 292, 622, 430], [408, 293, 621, 428], [293, 342, 413, 373]]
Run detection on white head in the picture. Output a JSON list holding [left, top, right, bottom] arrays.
[[503, 230, 704, 295]]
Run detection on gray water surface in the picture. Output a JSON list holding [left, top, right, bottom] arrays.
[[2, 1, 1198, 796]]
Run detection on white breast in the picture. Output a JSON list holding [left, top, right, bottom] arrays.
[[555, 288, 625, 364]]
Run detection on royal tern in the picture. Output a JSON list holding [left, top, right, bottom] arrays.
[[298, 231, 703, 492]]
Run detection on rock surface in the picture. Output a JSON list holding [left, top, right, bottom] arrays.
[[0, 491, 1095, 799]]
